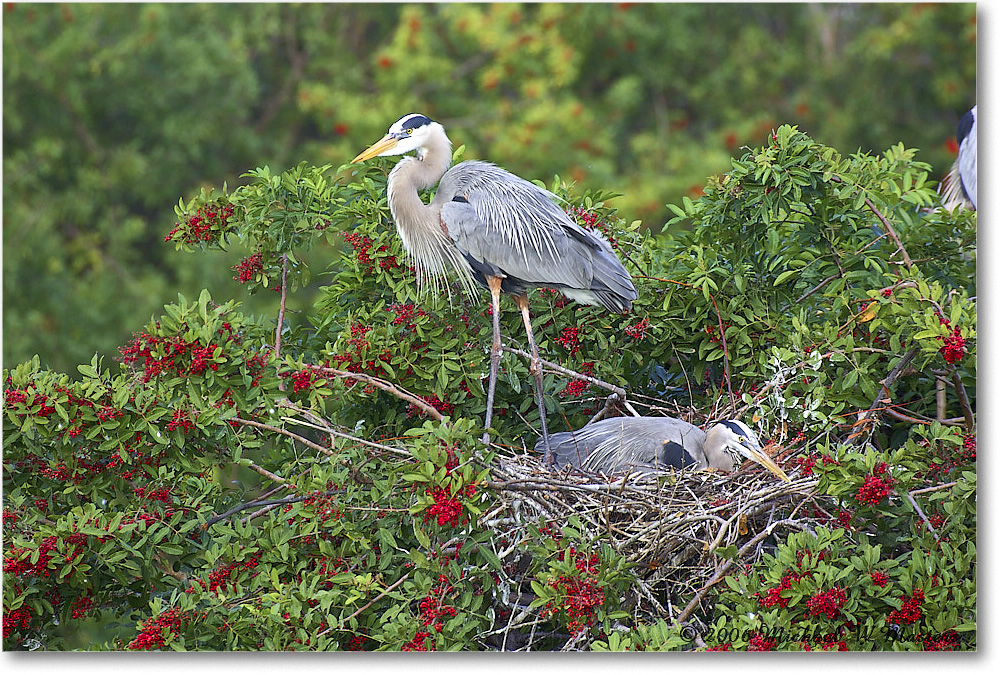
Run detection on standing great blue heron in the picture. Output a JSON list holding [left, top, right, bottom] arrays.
[[538, 416, 790, 482], [351, 113, 638, 462], [940, 105, 977, 211]]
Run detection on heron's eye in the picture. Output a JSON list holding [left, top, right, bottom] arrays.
[[406, 128, 414, 135]]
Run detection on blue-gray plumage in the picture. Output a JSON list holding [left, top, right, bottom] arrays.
[[539, 416, 790, 481], [940, 105, 977, 211], [351, 114, 638, 463]]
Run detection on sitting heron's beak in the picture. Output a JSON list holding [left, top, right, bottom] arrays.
[[352, 134, 399, 163], [738, 443, 790, 482]]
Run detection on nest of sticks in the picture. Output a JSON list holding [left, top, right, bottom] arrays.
[[478, 441, 821, 649]]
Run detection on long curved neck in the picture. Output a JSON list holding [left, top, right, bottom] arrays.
[[385, 128, 476, 296]]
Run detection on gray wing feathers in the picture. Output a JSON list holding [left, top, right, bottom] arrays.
[[544, 417, 707, 475], [437, 161, 636, 307], [441, 200, 595, 291]]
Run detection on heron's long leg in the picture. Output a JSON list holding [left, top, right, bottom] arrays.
[[482, 276, 504, 446], [513, 294, 552, 466]]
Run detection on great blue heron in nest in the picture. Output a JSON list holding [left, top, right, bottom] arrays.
[[539, 416, 790, 482], [352, 113, 638, 462], [939, 105, 977, 211]]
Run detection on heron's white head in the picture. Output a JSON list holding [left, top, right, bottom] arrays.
[[708, 420, 790, 482], [351, 113, 447, 163]]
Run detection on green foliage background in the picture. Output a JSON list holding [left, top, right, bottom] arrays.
[[2, 2, 976, 374]]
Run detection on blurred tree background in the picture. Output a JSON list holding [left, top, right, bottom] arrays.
[[2, 2, 976, 374]]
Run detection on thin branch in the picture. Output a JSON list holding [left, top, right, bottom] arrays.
[[279, 412, 414, 459], [674, 518, 810, 626], [275, 254, 289, 377], [850, 347, 919, 445], [796, 273, 841, 304], [905, 493, 940, 542], [232, 415, 336, 457], [310, 366, 444, 422], [319, 572, 411, 635], [828, 174, 913, 268], [949, 367, 975, 434], [501, 345, 632, 406], [909, 481, 958, 497]]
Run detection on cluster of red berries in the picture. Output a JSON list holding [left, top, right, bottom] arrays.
[[758, 574, 792, 609], [746, 634, 775, 651], [327, 322, 392, 380], [836, 510, 853, 528], [624, 318, 648, 340], [566, 206, 618, 248], [126, 608, 192, 650], [4, 387, 56, 418], [165, 203, 236, 245], [345, 634, 367, 650], [938, 326, 966, 364], [545, 574, 606, 636], [165, 408, 195, 435], [386, 302, 428, 331], [806, 634, 849, 651], [5, 533, 87, 578], [301, 494, 343, 525], [343, 232, 399, 272], [423, 485, 472, 528], [120, 331, 223, 383], [410, 393, 454, 418], [2, 507, 17, 530], [870, 571, 890, 588], [554, 326, 581, 356], [232, 253, 263, 284], [559, 378, 588, 399], [401, 630, 434, 651], [856, 462, 896, 506], [3, 606, 32, 638], [419, 576, 458, 633], [70, 594, 94, 620], [705, 322, 731, 345], [191, 557, 260, 594], [921, 630, 960, 651], [289, 369, 313, 394], [539, 288, 568, 308], [134, 486, 172, 504], [886, 589, 924, 626], [806, 586, 847, 619]]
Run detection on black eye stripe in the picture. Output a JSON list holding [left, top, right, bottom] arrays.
[[399, 114, 433, 131], [720, 420, 746, 438]]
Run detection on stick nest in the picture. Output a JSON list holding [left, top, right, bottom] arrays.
[[479, 446, 821, 648]]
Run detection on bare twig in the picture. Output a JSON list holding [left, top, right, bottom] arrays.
[[232, 415, 335, 457], [828, 174, 913, 268], [314, 572, 411, 637], [674, 518, 810, 626], [310, 365, 444, 422], [850, 347, 919, 445], [949, 367, 975, 434], [796, 272, 841, 304], [908, 481, 958, 497], [501, 345, 628, 401], [275, 254, 289, 375], [905, 493, 940, 542]]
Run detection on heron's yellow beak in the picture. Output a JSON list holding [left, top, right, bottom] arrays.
[[351, 134, 399, 163], [743, 446, 791, 482]]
